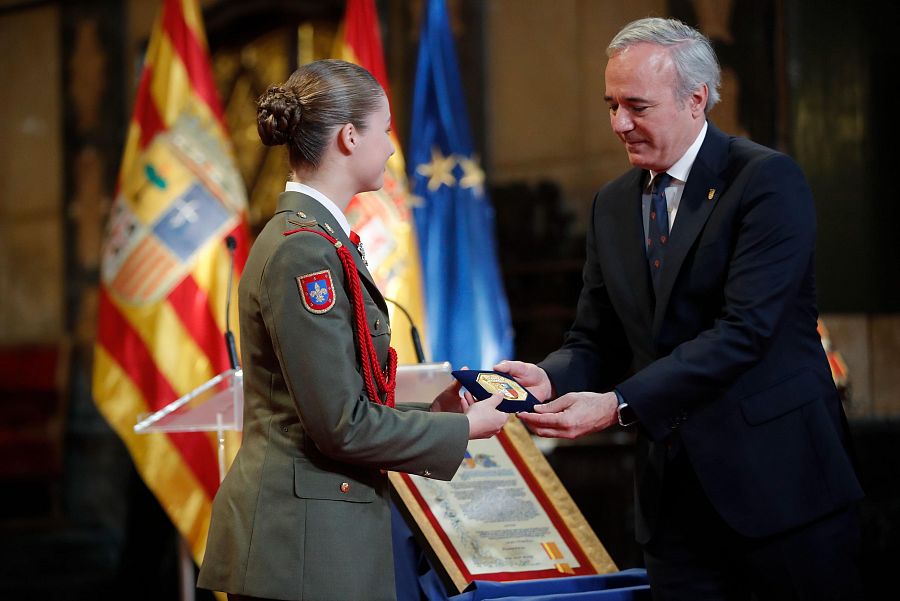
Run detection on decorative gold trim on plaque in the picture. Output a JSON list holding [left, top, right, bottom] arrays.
[[390, 416, 617, 593]]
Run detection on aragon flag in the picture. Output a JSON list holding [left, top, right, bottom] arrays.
[[332, 0, 430, 364], [92, 0, 249, 564]]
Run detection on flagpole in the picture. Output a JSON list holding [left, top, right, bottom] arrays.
[[178, 538, 196, 601]]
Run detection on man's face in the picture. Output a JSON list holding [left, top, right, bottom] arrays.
[[604, 43, 706, 172]]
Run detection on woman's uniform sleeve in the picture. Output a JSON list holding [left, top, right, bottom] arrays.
[[261, 230, 468, 480]]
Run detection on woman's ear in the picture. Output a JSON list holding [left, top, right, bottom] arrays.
[[337, 122, 356, 155]]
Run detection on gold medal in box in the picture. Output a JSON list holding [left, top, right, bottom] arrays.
[[451, 370, 540, 413]]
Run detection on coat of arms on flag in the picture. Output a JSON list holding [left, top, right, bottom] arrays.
[[93, 0, 250, 569], [102, 113, 245, 304]]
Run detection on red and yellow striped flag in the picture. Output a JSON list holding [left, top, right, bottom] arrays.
[[334, 0, 429, 363], [93, 0, 249, 563]]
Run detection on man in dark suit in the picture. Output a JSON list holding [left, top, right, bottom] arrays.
[[509, 17, 864, 600]]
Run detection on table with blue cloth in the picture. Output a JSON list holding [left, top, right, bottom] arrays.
[[392, 503, 651, 601]]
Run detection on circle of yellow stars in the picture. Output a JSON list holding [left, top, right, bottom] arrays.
[[414, 146, 485, 197]]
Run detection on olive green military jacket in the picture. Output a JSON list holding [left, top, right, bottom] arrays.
[[198, 192, 469, 601]]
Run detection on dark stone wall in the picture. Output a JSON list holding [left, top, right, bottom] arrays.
[[788, 0, 900, 312]]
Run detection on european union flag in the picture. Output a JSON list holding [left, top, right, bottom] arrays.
[[409, 0, 514, 369]]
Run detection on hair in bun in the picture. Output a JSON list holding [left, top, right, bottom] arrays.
[[256, 59, 384, 167], [257, 86, 302, 147]]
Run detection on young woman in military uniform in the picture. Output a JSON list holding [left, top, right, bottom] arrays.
[[198, 60, 508, 601]]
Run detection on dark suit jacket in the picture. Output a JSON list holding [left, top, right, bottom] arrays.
[[198, 192, 469, 600], [540, 123, 862, 543]]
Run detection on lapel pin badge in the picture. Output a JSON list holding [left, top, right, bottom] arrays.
[[708, 188, 716, 200]]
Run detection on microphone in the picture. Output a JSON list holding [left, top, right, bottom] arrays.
[[383, 297, 426, 364], [224, 235, 240, 370]]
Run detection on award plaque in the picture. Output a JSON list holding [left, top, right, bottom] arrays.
[[450, 370, 540, 413], [389, 417, 617, 593]]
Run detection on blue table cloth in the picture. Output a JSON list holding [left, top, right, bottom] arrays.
[[392, 503, 651, 601]]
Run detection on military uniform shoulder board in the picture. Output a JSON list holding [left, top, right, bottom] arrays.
[[297, 269, 335, 314], [287, 213, 318, 228]]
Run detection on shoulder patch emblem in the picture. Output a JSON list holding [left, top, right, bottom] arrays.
[[297, 270, 335, 314]]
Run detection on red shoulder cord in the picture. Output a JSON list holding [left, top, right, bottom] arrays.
[[284, 227, 397, 407]]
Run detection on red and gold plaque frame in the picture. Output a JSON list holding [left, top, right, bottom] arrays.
[[390, 417, 617, 593]]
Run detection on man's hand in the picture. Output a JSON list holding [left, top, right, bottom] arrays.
[[494, 360, 554, 401], [516, 391, 618, 439]]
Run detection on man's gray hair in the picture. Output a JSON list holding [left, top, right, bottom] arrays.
[[607, 17, 721, 113]]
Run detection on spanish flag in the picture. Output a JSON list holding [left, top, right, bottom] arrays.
[[334, 0, 430, 364], [93, 0, 249, 564]]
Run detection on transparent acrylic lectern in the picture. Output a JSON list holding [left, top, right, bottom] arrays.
[[394, 361, 454, 405], [131, 362, 449, 601], [134, 368, 243, 482], [133, 367, 244, 601], [132, 362, 453, 477]]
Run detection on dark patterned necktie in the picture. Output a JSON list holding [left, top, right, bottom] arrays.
[[647, 173, 672, 287]]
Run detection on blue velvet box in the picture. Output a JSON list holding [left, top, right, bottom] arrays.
[[451, 369, 540, 413]]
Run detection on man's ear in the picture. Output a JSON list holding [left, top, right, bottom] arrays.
[[337, 122, 356, 155], [690, 84, 709, 118]]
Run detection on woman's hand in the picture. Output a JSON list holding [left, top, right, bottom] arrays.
[[465, 393, 509, 439], [429, 379, 473, 413]]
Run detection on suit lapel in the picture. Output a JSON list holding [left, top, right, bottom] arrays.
[[652, 124, 729, 334]]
